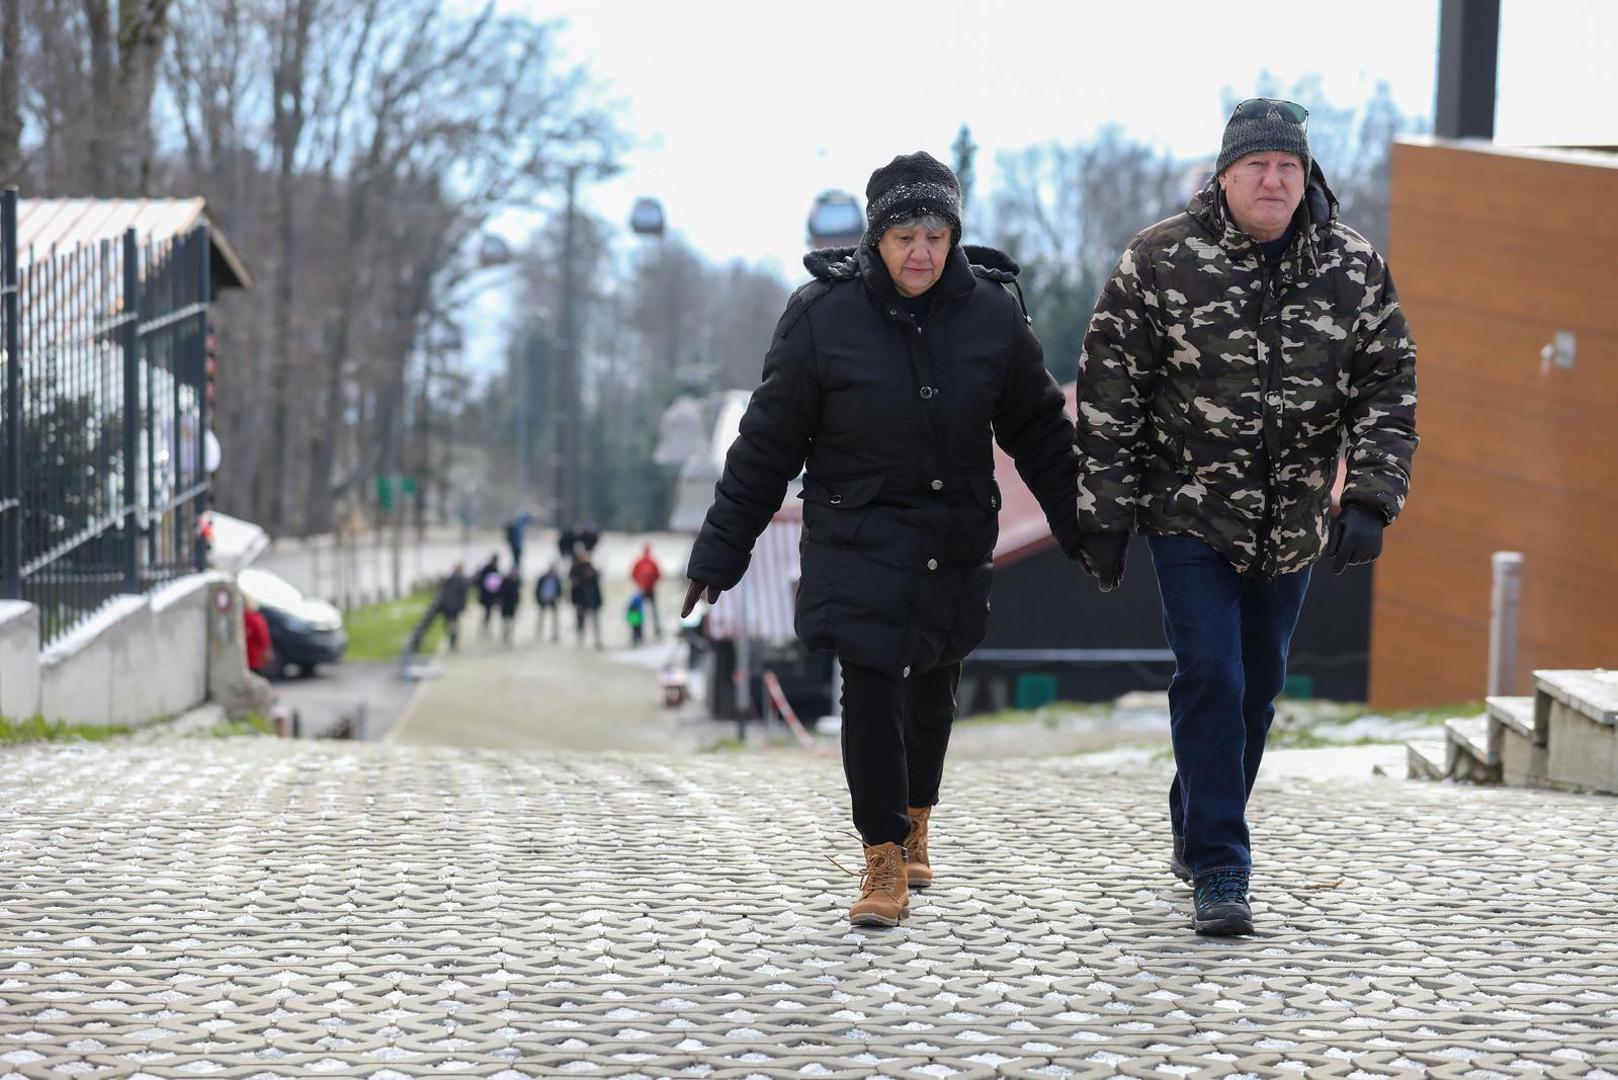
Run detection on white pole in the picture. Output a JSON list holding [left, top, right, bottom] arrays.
[[1488, 550, 1523, 696], [735, 578, 752, 717]]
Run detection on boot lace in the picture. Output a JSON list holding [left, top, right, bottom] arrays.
[[860, 846, 903, 900], [905, 811, 930, 866], [1195, 868, 1249, 907]]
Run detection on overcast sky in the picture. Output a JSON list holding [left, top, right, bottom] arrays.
[[464, 0, 1618, 373]]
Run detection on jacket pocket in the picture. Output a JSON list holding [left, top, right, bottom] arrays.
[[800, 473, 885, 549], [966, 472, 1002, 512], [948, 472, 1002, 565], [800, 473, 884, 509]]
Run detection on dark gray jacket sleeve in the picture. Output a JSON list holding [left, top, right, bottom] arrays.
[[686, 295, 820, 589], [1340, 254, 1418, 523]]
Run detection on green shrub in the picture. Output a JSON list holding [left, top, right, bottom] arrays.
[[0, 714, 132, 745]]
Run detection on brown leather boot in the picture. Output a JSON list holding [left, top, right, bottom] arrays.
[[849, 842, 909, 927], [904, 806, 933, 889]]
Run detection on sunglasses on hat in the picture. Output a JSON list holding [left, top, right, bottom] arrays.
[[1230, 98, 1309, 127]]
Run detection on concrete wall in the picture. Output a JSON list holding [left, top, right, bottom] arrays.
[[30, 572, 223, 726], [1374, 139, 1618, 708], [0, 601, 41, 720]]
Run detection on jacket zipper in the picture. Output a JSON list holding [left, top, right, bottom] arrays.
[[1252, 260, 1282, 575], [889, 301, 943, 492]]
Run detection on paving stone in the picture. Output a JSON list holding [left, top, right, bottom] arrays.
[[2, 740, 1616, 1078]]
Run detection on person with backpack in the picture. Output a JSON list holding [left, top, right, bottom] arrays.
[[475, 554, 501, 639], [625, 591, 647, 647], [534, 563, 563, 642]]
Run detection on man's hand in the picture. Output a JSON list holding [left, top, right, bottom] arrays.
[[1076, 532, 1129, 593], [1325, 504, 1385, 574], [680, 579, 721, 618]]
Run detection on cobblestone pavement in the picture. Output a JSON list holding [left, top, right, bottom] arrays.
[[3, 740, 1616, 1079]]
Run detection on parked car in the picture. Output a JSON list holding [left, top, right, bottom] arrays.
[[238, 568, 347, 677]]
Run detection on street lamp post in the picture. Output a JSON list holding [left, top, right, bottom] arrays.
[[554, 162, 582, 529]]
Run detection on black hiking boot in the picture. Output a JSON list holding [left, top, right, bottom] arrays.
[[1192, 868, 1253, 936], [1168, 836, 1192, 884]]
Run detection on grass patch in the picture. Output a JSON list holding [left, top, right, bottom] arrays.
[[1271, 729, 1405, 750], [0, 714, 132, 745], [344, 590, 443, 661], [701, 736, 746, 753], [1380, 700, 1484, 724], [207, 712, 275, 738]]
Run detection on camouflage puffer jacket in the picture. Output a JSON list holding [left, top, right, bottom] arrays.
[[1075, 163, 1418, 577]]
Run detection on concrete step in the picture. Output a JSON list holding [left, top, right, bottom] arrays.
[[1486, 696, 1546, 788], [1536, 669, 1618, 794], [1535, 669, 1618, 726], [1444, 714, 1500, 783], [1405, 738, 1449, 781], [1486, 695, 1534, 738]]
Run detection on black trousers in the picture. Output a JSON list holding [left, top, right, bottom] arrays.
[[840, 660, 962, 847]]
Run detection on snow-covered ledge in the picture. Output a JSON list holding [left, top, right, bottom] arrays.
[[37, 572, 224, 726], [0, 601, 40, 720]]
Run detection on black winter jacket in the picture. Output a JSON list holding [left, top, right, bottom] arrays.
[[687, 243, 1081, 676]]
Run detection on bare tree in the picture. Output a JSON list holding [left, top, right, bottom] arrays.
[[138, 0, 619, 536], [989, 128, 1185, 383], [293, 1, 617, 534], [28, 0, 175, 193], [1, 0, 21, 184], [507, 213, 790, 531]]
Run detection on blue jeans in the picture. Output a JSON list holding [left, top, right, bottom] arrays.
[[1147, 534, 1312, 876]]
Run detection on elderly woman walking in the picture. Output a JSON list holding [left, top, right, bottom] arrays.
[[682, 152, 1083, 927]]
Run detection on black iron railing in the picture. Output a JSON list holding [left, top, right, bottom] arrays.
[[0, 187, 212, 647]]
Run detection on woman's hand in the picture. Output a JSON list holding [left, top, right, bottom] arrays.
[[681, 579, 722, 618]]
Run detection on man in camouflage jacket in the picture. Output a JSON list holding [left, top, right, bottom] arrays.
[[1074, 99, 1418, 936]]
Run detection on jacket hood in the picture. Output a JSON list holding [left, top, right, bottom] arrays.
[[1187, 158, 1339, 256], [961, 244, 1020, 281], [803, 245, 860, 281]]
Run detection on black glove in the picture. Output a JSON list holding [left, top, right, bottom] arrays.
[[1325, 504, 1384, 574], [1076, 532, 1129, 593]]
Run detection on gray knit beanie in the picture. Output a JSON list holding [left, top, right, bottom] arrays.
[[862, 151, 963, 249], [1216, 100, 1310, 175]]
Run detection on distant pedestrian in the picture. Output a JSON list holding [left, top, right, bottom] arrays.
[[630, 543, 663, 640], [534, 563, 563, 642], [569, 548, 603, 649], [243, 595, 272, 674], [558, 522, 580, 563], [403, 562, 469, 659], [475, 554, 501, 639], [436, 562, 470, 652], [625, 591, 646, 646], [1074, 98, 1418, 936], [497, 570, 521, 646], [578, 520, 601, 554], [505, 511, 532, 569]]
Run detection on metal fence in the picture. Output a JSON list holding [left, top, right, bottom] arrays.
[[0, 187, 211, 647]]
